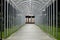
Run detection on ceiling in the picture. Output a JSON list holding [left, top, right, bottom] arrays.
[[9, 0, 55, 16]]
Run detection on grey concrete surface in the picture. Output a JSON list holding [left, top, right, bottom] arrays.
[[5, 24, 56, 40]]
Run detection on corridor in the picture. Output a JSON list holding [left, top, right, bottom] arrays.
[[6, 24, 56, 40], [0, 0, 59, 40]]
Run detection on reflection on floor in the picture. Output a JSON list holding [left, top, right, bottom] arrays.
[[5, 24, 56, 40]]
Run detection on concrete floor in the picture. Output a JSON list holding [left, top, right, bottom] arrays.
[[5, 24, 56, 40]]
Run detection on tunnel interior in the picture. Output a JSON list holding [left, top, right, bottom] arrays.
[[0, 0, 59, 40]]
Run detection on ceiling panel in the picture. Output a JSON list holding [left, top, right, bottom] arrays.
[[11, 0, 51, 7], [10, 0, 55, 16]]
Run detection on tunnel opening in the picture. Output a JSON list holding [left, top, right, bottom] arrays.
[[25, 16, 35, 24]]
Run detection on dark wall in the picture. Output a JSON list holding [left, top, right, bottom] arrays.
[[58, 0, 60, 27], [58, 0, 60, 12], [0, 0, 4, 40], [0, 0, 4, 31]]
